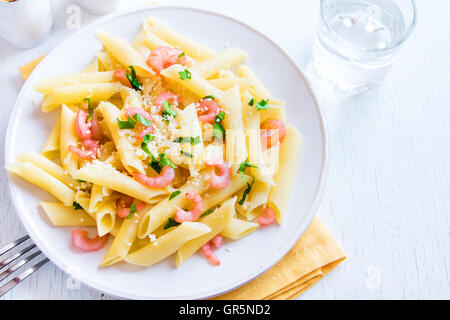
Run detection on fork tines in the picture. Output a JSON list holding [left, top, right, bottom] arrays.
[[0, 236, 49, 297]]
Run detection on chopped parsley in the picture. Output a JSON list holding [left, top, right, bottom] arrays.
[[177, 52, 185, 63], [178, 69, 191, 80], [161, 101, 177, 122], [164, 218, 180, 229], [180, 150, 194, 158], [237, 161, 258, 180], [213, 111, 226, 140], [76, 179, 86, 183], [172, 136, 201, 145], [117, 113, 152, 129], [127, 203, 137, 219], [169, 190, 181, 200], [200, 208, 214, 218], [141, 133, 155, 155], [249, 98, 270, 110], [238, 176, 255, 205], [149, 153, 177, 174], [73, 202, 83, 210], [126, 66, 142, 91], [84, 97, 94, 121], [202, 95, 215, 100]]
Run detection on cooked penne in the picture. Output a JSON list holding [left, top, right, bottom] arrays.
[[6, 162, 75, 206], [176, 197, 235, 266], [125, 222, 211, 267], [160, 64, 223, 99], [41, 115, 60, 159], [89, 184, 113, 214], [41, 83, 119, 112], [98, 101, 145, 174], [221, 217, 259, 240], [192, 48, 248, 78], [96, 198, 116, 236], [60, 105, 79, 176], [75, 162, 168, 203], [35, 71, 116, 94], [96, 31, 153, 77], [145, 17, 215, 61], [268, 125, 303, 223]]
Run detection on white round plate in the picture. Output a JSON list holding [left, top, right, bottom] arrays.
[[5, 6, 327, 299]]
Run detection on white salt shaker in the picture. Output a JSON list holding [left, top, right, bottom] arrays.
[[0, 0, 53, 49], [76, 0, 122, 15]]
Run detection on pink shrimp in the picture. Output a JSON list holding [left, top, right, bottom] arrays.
[[133, 165, 175, 188], [125, 107, 152, 121], [258, 207, 276, 226], [205, 158, 231, 189], [154, 91, 181, 112], [260, 119, 286, 149], [196, 98, 220, 123], [174, 191, 204, 223], [116, 196, 146, 218], [75, 109, 92, 140], [113, 69, 132, 88], [136, 126, 155, 140], [69, 139, 99, 160], [146, 46, 187, 74], [201, 235, 224, 266], [90, 111, 103, 141], [72, 228, 108, 252]]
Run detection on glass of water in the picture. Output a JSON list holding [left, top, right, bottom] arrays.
[[311, 0, 417, 93]]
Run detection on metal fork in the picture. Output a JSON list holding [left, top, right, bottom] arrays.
[[0, 235, 49, 297]]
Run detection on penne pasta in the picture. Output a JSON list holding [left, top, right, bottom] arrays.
[[192, 48, 248, 79], [125, 222, 211, 267], [268, 125, 303, 223], [60, 105, 79, 176], [41, 83, 119, 112], [41, 115, 61, 159], [145, 17, 215, 61], [221, 217, 259, 240], [96, 31, 153, 77], [40, 202, 97, 227], [35, 71, 116, 94], [176, 197, 235, 266]]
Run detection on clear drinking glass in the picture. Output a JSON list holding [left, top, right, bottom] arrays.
[[311, 0, 417, 93]]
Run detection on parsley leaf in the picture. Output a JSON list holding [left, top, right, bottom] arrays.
[[76, 179, 86, 183], [141, 133, 155, 155], [213, 111, 226, 140], [180, 150, 193, 158], [161, 101, 177, 122], [202, 95, 215, 100], [200, 208, 214, 218], [164, 218, 180, 229], [238, 176, 255, 205], [149, 153, 177, 174], [126, 66, 142, 92], [127, 203, 137, 219], [117, 116, 137, 129], [73, 202, 83, 210], [248, 98, 255, 106], [255, 99, 270, 110], [134, 113, 152, 127], [84, 97, 94, 121], [172, 136, 201, 145], [238, 161, 258, 180], [178, 69, 192, 80], [169, 190, 181, 200]]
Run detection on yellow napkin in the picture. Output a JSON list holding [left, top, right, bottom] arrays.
[[20, 56, 346, 300]]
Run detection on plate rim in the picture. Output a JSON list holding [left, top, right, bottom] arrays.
[[4, 4, 329, 300]]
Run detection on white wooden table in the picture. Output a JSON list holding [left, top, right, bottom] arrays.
[[0, 0, 448, 300]]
